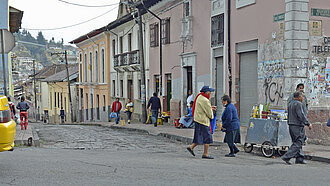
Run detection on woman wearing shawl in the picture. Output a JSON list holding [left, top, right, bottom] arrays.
[[186, 86, 217, 159]]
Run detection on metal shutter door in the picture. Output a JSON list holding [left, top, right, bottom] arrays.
[[216, 57, 224, 117], [239, 51, 258, 126]]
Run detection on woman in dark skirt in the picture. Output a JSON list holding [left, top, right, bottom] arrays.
[[221, 95, 241, 157], [186, 86, 217, 159]]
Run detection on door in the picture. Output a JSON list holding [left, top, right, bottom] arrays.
[[239, 51, 258, 126], [166, 74, 172, 111], [128, 80, 133, 100], [216, 57, 224, 117]]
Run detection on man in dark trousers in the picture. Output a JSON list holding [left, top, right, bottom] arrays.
[[147, 92, 161, 127], [16, 96, 30, 130], [282, 91, 312, 165], [111, 98, 122, 124]]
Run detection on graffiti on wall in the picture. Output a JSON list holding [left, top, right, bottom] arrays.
[[258, 59, 284, 105]]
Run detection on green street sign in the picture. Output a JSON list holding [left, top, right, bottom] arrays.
[[274, 13, 285, 22], [311, 8, 330, 17]]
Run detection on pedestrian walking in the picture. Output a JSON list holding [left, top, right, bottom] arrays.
[[60, 107, 65, 123], [186, 86, 216, 159], [125, 98, 134, 124], [7, 97, 16, 120], [178, 101, 194, 128], [282, 91, 312, 165], [16, 96, 30, 130], [111, 98, 122, 124], [147, 92, 161, 127], [221, 95, 241, 157]]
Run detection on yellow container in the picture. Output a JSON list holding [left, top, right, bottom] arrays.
[[0, 96, 16, 152]]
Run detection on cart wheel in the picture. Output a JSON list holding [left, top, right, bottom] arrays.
[[261, 141, 274, 158], [243, 143, 253, 153], [277, 146, 288, 156]]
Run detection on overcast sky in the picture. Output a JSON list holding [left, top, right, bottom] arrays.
[[9, 0, 120, 44]]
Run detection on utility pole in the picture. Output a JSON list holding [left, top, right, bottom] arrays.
[[1, 29, 7, 96], [65, 50, 74, 123], [33, 59, 37, 121], [138, 9, 147, 123], [51, 51, 74, 123]]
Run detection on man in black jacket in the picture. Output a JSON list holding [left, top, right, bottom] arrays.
[[282, 91, 312, 165], [147, 92, 161, 127]]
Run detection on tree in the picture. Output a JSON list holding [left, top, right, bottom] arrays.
[[37, 31, 47, 45]]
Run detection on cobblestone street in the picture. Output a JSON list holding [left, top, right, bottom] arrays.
[[1, 123, 330, 185]]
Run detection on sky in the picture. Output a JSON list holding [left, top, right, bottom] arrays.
[[9, 0, 120, 45]]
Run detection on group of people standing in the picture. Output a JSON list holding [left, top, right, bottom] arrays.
[[7, 96, 30, 130], [110, 97, 134, 125], [186, 86, 241, 159]]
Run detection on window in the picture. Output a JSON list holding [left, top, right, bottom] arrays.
[[79, 53, 82, 82], [61, 93, 63, 108], [162, 18, 170, 44], [101, 48, 105, 83], [138, 80, 141, 99], [84, 53, 87, 82], [97, 95, 100, 120], [112, 39, 116, 56], [150, 23, 159, 47], [95, 50, 99, 82], [128, 33, 132, 52], [120, 80, 124, 97], [103, 95, 106, 112], [54, 92, 56, 108], [50, 93, 52, 109], [119, 36, 123, 53], [57, 92, 60, 108], [89, 52, 93, 82], [211, 14, 224, 47], [184, 1, 190, 17], [112, 80, 116, 97]]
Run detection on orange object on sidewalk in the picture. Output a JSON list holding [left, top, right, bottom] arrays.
[[174, 118, 180, 127]]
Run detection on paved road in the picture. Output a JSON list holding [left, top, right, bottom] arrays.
[[1, 123, 330, 186]]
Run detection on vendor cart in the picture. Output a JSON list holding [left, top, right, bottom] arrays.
[[244, 118, 292, 158]]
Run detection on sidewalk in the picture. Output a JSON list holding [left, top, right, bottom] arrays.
[[15, 125, 40, 147], [80, 120, 330, 164]]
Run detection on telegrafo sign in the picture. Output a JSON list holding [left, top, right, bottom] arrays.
[[312, 37, 330, 54]]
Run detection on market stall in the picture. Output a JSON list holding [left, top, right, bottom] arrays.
[[244, 106, 292, 158]]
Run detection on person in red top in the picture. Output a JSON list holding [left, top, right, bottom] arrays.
[[111, 98, 122, 124]]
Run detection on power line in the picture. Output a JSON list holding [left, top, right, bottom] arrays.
[[58, 0, 119, 8], [23, 6, 118, 31]]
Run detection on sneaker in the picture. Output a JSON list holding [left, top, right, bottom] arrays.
[[281, 157, 292, 165], [234, 149, 240, 154], [295, 160, 307, 164]]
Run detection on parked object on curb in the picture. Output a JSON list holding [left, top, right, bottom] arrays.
[[0, 96, 16, 152]]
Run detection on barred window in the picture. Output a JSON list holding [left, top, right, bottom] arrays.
[[211, 14, 224, 47], [150, 23, 159, 47]]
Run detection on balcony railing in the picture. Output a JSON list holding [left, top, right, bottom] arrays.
[[114, 50, 139, 67]]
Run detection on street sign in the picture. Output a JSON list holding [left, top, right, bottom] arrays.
[[0, 29, 15, 53], [311, 8, 330, 18], [273, 13, 285, 22]]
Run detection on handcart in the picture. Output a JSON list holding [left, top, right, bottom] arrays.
[[243, 118, 292, 158]]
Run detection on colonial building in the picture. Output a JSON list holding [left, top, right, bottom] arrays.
[[146, 0, 212, 121], [43, 65, 79, 123], [108, 0, 149, 121], [70, 28, 111, 122], [210, 0, 330, 141]]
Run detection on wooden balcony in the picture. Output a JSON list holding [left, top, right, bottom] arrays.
[[114, 50, 140, 72]]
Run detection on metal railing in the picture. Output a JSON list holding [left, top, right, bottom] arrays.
[[114, 50, 139, 67]]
